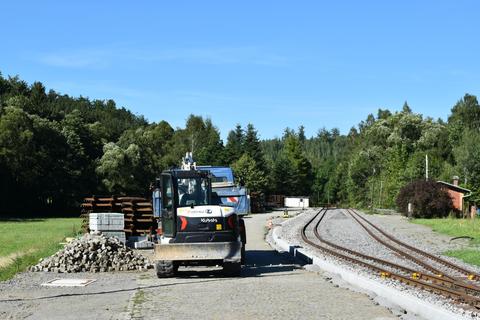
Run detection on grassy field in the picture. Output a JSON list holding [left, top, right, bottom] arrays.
[[412, 218, 480, 266], [0, 218, 82, 281]]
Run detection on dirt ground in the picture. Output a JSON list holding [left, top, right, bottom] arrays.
[[0, 212, 397, 320], [0, 249, 36, 269]]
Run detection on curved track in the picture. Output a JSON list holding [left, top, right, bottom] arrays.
[[348, 208, 480, 280], [300, 208, 480, 309]]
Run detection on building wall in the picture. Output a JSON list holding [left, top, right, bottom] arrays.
[[446, 189, 463, 211]]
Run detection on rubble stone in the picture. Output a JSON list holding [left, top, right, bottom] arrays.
[[30, 233, 153, 273]]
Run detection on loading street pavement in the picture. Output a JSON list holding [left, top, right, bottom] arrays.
[[0, 212, 396, 320]]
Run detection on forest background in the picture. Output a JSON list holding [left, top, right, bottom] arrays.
[[1, 73, 479, 216]]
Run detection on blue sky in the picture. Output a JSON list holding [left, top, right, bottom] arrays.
[[1, 1, 479, 140]]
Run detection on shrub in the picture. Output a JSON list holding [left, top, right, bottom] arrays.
[[396, 179, 453, 218]]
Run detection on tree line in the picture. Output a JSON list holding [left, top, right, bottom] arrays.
[[0, 73, 269, 215], [1, 72, 479, 216], [276, 97, 480, 209]]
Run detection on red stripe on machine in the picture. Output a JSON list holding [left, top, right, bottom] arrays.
[[179, 216, 188, 231]]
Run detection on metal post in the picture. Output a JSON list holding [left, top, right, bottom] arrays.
[[370, 183, 374, 208], [370, 168, 376, 208], [425, 154, 429, 180], [379, 180, 383, 208]]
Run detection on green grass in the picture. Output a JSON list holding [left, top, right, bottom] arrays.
[[132, 289, 146, 305], [130, 289, 146, 318], [0, 218, 82, 281], [412, 218, 480, 244], [362, 208, 379, 215], [412, 217, 480, 266], [443, 249, 480, 266]]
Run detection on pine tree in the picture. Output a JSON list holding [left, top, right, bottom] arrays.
[[402, 101, 412, 113], [298, 125, 306, 146], [224, 124, 244, 164], [270, 154, 295, 195], [232, 154, 268, 192], [243, 123, 267, 173], [284, 134, 313, 196]]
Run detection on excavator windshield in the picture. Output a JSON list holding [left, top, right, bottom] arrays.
[[176, 177, 211, 207]]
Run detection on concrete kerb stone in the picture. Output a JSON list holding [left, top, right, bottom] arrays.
[[268, 214, 466, 320]]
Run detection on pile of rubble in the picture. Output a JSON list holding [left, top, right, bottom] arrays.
[[30, 233, 153, 273]]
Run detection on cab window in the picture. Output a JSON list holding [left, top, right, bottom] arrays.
[[177, 177, 210, 207], [162, 175, 173, 210]]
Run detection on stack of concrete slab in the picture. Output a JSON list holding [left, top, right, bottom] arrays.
[[81, 196, 123, 233], [89, 213, 126, 243], [126, 236, 154, 249]]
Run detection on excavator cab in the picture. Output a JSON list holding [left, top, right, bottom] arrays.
[[160, 170, 212, 238], [154, 168, 243, 277]]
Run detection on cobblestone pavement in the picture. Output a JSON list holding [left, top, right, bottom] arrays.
[[0, 212, 397, 320], [126, 212, 396, 320]]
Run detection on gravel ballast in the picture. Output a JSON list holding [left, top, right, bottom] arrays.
[[30, 233, 153, 273], [275, 208, 480, 319]]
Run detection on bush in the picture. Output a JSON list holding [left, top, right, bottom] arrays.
[[396, 179, 453, 218]]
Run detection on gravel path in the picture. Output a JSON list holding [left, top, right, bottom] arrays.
[[0, 211, 398, 320]]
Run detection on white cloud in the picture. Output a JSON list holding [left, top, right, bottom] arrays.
[[36, 45, 288, 68], [38, 49, 110, 68], [136, 46, 288, 66]]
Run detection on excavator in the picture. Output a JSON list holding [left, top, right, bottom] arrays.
[[153, 153, 245, 277]]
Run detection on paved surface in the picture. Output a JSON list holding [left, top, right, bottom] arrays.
[[0, 212, 397, 320]]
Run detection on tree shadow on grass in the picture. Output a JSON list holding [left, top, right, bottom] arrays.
[[0, 218, 46, 222]]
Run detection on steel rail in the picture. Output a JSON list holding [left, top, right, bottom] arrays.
[[345, 209, 480, 296], [319, 209, 480, 296], [344, 209, 454, 280], [350, 208, 480, 281], [315, 210, 480, 295], [300, 208, 480, 308]]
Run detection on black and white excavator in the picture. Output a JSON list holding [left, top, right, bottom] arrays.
[[153, 153, 245, 277]]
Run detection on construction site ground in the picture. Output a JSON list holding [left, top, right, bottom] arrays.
[[0, 212, 398, 320]]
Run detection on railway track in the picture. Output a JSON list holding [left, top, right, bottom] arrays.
[[300, 208, 480, 309], [347, 208, 480, 281], [346, 208, 480, 297]]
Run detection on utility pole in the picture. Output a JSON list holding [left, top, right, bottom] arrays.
[[425, 154, 429, 180], [370, 168, 376, 208], [379, 180, 383, 208]]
